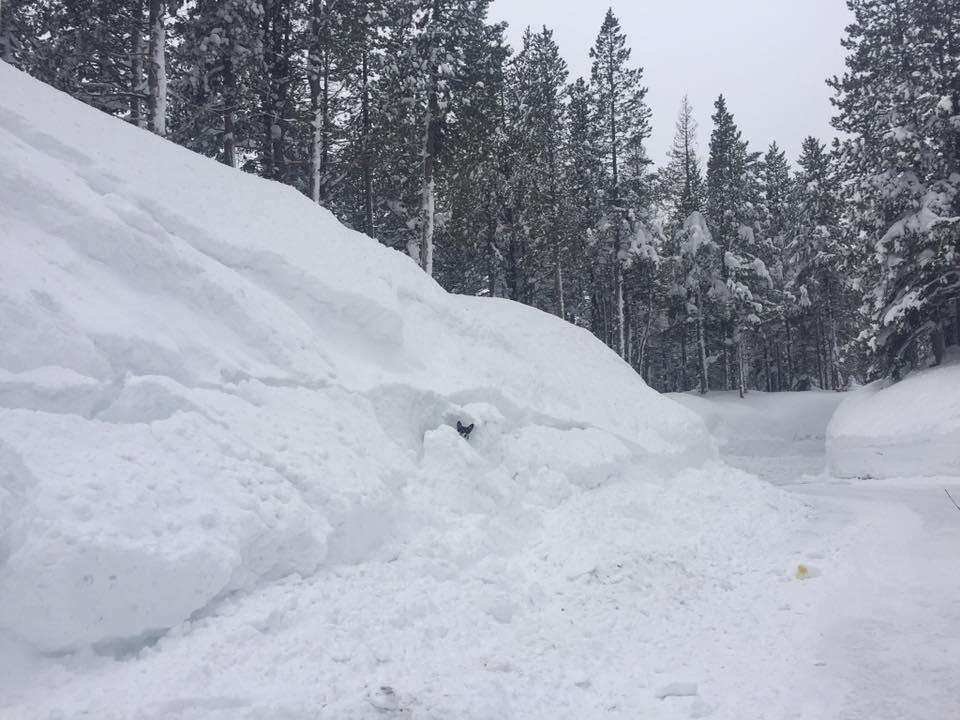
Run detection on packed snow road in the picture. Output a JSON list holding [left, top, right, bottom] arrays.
[[676, 390, 960, 720]]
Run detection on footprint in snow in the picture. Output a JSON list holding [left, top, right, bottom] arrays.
[[368, 686, 405, 713]]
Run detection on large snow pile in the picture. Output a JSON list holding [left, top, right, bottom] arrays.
[[827, 352, 960, 478], [0, 63, 713, 654]]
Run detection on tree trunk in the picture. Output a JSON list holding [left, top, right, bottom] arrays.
[[784, 317, 794, 390], [697, 294, 709, 394], [815, 310, 826, 389], [955, 298, 960, 346], [263, 0, 291, 182], [130, 0, 145, 128], [824, 279, 840, 389], [931, 320, 947, 366], [221, 7, 237, 169], [946, 299, 960, 347], [639, 294, 654, 378], [737, 340, 746, 399], [505, 215, 519, 300], [418, 95, 437, 276], [774, 338, 783, 392], [417, 0, 442, 277], [722, 327, 731, 391], [762, 332, 771, 392], [486, 206, 497, 297], [614, 262, 625, 357], [147, 0, 166, 137], [361, 35, 373, 235], [308, 0, 327, 201], [554, 243, 565, 319], [222, 50, 237, 167], [598, 286, 609, 345], [679, 323, 688, 392]]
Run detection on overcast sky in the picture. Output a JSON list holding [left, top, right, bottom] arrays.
[[488, 0, 853, 168]]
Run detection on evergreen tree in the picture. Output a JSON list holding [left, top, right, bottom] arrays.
[[495, 27, 570, 312], [11, 0, 163, 128], [435, 19, 509, 295], [757, 141, 795, 390], [705, 95, 768, 395], [560, 77, 605, 330], [661, 96, 704, 225], [1, 0, 34, 69], [659, 96, 705, 390], [787, 137, 847, 389], [588, 8, 653, 358], [171, 0, 262, 165], [679, 211, 718, 394], [831, 0, 960, 377]]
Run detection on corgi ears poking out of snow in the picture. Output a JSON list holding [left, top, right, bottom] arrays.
[[456, 421, 474, 439]]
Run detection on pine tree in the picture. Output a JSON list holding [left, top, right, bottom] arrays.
[[436, 19, 509, 295], [706, 95, 768, 395], [561, 77, 605, 330], [171, 0, 262, 165], [658, 96, 705, 389], [678, 211, 717, 394], [258, 0, 293, 180], [831, 0, 960, 377], [787, 137, 846, 388], [757, 141, 794, 390], [588, 8, 652, 358], [12, 0, 159, 126], [661, 96, 704, 227], [378, 0, 490, 276], [0, 0, 30, 67], [496, 27, 569, 312]]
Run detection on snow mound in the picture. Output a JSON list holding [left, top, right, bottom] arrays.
[[0, 64, 711, 652], [827, 353, 960, 478]]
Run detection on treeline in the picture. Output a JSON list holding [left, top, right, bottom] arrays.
[[2, 0, 958, 392]]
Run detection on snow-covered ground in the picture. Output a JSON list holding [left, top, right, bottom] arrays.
[[676, 388, 960, 719], [1, 64, 958, 719]]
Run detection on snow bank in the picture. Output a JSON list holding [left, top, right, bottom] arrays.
[[0, 64, 711, 652], [826, 354, 960, 478]]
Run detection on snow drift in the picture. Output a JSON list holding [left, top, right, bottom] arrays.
[[0, 63, 712, 652], [827, 353, 960, 478]]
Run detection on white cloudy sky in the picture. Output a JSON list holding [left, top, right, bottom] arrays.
[[488, 0, 853, 168]]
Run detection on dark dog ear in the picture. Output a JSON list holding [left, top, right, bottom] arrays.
[[466, 423, 474, 433], [456, 421, 465, 432]]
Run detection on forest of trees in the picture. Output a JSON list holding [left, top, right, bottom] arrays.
[[2, 0, 958, 393]]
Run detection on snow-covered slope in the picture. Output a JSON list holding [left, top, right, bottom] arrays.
[[0, 63, 714, 654], [827, 352, 960, 478]]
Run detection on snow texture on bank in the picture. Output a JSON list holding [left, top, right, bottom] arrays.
[[0, 62, 714, 653], [827, 351, 960, 478]]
